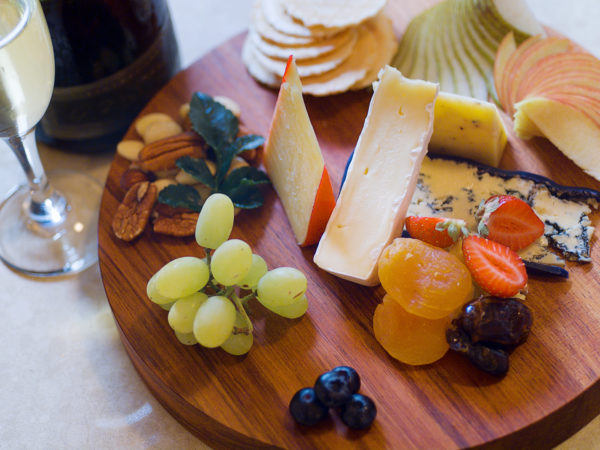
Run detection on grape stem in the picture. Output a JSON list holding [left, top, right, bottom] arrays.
[[230, 291, 253, 335]]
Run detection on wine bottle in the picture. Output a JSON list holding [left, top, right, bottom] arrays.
[[38, 0, 180, 151]]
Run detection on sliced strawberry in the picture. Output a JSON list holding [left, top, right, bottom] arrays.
[[462, 235, 527, 298], [405, 216, 467, 248], [476, 195, 544, 251]]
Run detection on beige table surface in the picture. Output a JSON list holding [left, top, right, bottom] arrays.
[[1, 1, 599, 449]]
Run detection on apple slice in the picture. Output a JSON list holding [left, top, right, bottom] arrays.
[[516, 52, 600, 99], [513, 108, 543, 139], [263, 56, 335, 246], [515, 97, 600, 181], [504, 37, 572, 115], [493, 32, 517, 107], [498, 35, 544, 112]]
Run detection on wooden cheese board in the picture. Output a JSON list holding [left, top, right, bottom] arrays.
[[98, 1, 600, 448]]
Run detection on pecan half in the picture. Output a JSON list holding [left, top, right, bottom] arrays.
[[138, 131, 206, 172], [151, 203, 198, 237], [112, 181, 157, 241], [120, 168, 150, 191]]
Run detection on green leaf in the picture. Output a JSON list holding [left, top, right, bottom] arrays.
[[216, 135, 266, 185], [176, 156, 216, 189], [189, 92, 238, 151], [220, 167, 270, 209], [221, 166, 270, 192], [232, 134, 265, 155], [224, 181, 265, 209], [157, 185, 204, 212]]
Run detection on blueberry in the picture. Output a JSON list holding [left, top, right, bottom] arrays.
[[289, 387, 328, 426], [340, 393, 377, 430], [314, 370, 354, 407], [331, 366, 360, 395]]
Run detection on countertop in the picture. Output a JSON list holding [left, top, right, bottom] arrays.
[[1, 0, 599, 448]]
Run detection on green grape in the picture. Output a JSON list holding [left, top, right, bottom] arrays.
[[193, 296, 236, 348], [174, 331, 197, 346], [168, 292, 208, 333], [270, 295, 308, 319], [146, 272, 173, 305], [154, 256, 210, 299], [220, 313, 253, 355], [256, 267, 307, 310], [238, 254, 268, 290], [195, 193, 234, 249], [158, 301, 175, 311], [210, 239, 252, 286]]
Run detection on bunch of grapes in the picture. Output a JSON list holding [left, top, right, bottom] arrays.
[[146, 193, 308, 355]]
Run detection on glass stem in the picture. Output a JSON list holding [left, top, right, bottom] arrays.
[[7, 128, 67, 226]]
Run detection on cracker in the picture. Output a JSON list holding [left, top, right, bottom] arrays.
[[283, 0, 387, 29], [300, 24, 377, 96], [351, 13, 398, 90], [249, 28, 355, 77], [261, 0, 340, 38], [242, 38, 281, 87], [251, 0, 315, 46], [249, 27, 357, 61]]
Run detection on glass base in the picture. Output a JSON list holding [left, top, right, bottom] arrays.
[[0, 170, 103, 277]]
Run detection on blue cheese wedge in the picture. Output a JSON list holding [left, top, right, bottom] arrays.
[[408, 156, 598, 264], [314, 66, 438, 286]]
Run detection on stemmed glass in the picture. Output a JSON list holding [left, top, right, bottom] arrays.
[[0, 0, 102, 276]]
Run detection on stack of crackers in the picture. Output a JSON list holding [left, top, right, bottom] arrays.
[[243, 0, 398, 96]]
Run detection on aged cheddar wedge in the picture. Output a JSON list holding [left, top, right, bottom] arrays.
[[314, 66, 438, 285], [429, 92, 507, 167], [263, 56, 336, 246]]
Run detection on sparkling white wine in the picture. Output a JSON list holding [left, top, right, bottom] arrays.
[[0, 0, 54, 137]]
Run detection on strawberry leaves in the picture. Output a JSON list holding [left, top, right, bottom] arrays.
[[158, 92, 268, 211]]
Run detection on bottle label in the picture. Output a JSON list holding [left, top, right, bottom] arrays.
[[40, 12, 180, 141]]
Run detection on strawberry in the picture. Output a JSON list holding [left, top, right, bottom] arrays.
[[476, 195, 544, 251], [405, 216, 468, 248], [462, 235, 527, 298]]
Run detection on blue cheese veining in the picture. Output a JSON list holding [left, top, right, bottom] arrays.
[[408, 157, 599, 264]]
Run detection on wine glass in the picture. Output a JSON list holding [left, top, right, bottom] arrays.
[[0, 0, 102, 276]]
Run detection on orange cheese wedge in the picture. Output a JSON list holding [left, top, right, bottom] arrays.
[[263, 56, 336, 246]]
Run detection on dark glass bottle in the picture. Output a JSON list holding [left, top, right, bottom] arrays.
[[38, 0, 180, 151]]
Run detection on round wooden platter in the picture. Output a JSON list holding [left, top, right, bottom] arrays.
[[99, 4, 600, 449]]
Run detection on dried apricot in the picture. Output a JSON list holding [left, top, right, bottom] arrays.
[[373, 294, 450, 365], [378, 238, 473, 319]]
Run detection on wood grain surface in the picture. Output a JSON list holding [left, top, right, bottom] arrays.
[[98, 1, 600, 448]]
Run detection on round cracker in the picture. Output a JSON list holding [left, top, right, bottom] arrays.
[[261, 0, 340, 38], [248, 28, 355, 78], [301, 24, 378, 96], [249, 27, 357, 61], [284, 0, 387, 29], [251, 0, 316, 46], [351, 13, 398, 90], [242, 38, 281, 88]]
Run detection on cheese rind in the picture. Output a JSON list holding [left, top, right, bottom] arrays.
[[314, 66, 438, 285]]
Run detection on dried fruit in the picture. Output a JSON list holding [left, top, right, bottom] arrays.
[[476, 195, 544, 251], [112, 181, 157, 241], [459, 296, 532, 346], [446, 326, 509, 377], [378, 238, 473, 319], [462, 235, 527, 297], [373, 294, 450, 365]]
